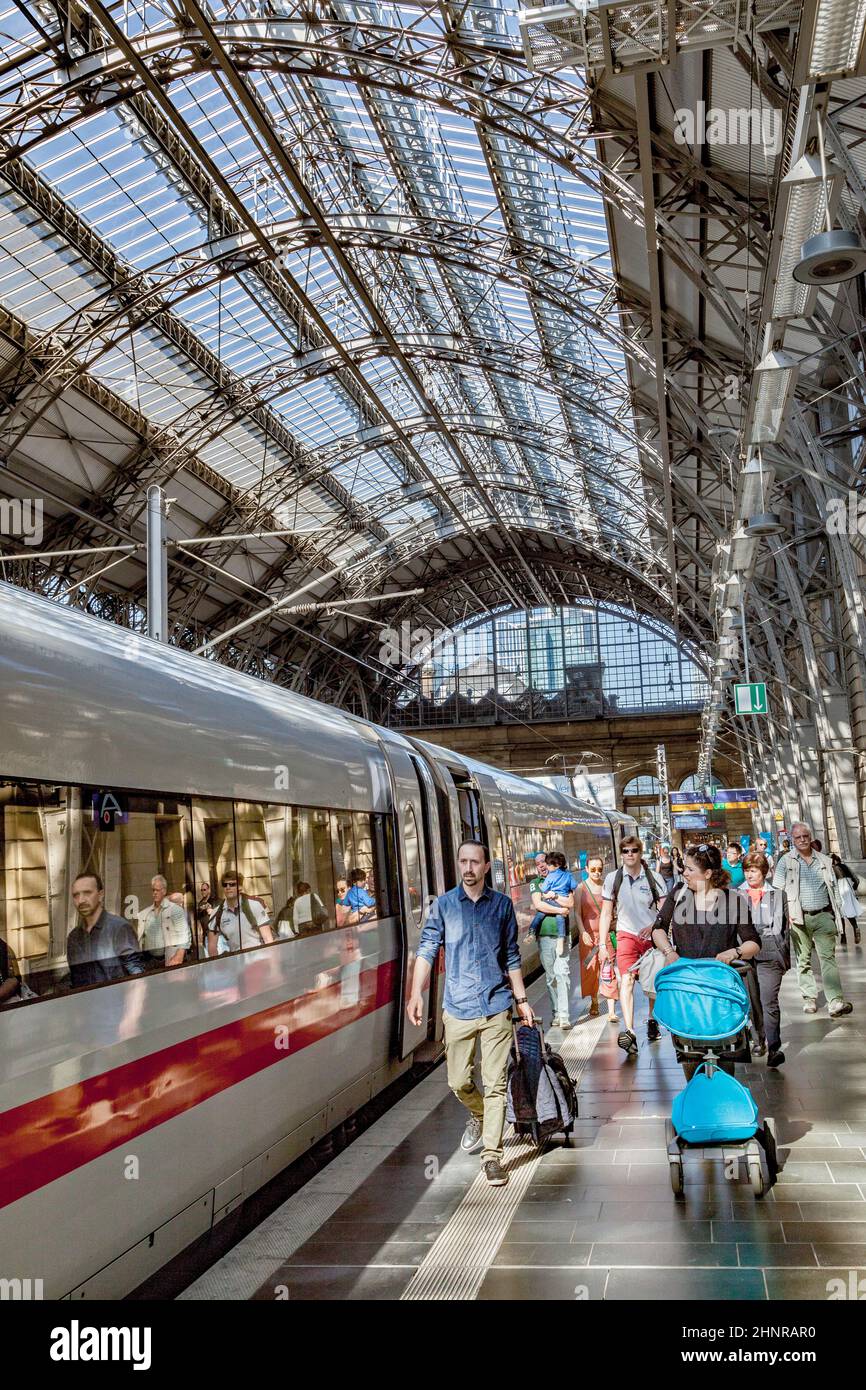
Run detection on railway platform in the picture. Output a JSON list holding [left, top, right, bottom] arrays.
[[180, 948, 866, 1302]]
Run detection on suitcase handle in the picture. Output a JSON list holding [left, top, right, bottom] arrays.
[[512, 1020, 545, 1060]]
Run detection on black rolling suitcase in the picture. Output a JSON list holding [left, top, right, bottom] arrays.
[[506, 1022, 578, 1148]]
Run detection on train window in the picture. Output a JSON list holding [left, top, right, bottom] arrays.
[[287, 807, 335, 936], [0, 781, 196, 1002], [117, 793, 195, 973], [371, 813, 397, 918], [331, 810, 379, 926], [403, 803, 423, 925], [232, 802, 277, 951], [192, 799, 272, 956]]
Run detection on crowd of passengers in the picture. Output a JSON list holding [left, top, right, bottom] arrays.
[[0, 864, 378, 1001], [519, 829, 860, 1072]]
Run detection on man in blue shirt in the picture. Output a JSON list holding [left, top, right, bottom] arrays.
[[407, 839, 533, 1187]]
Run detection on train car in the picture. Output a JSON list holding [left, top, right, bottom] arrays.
[[0, 582, 635, 1297]]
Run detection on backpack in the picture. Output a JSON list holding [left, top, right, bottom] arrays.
[[506, 1022, 577, 1148], [212, 895, 265, 947], [610, 860, 661, 929]]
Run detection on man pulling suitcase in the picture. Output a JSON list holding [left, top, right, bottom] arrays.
[[407, 840, 533, 1187]]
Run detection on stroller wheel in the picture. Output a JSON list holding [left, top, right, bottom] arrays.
[[669, 1156, 684, 1197], [760, 1117, 778, 1181], [748, 1154, 766, 1197]]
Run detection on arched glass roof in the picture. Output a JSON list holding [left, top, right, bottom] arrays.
[[388, 601, 707, 726]]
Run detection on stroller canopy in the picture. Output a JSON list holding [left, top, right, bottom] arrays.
[[653, 958, 750, 1042]]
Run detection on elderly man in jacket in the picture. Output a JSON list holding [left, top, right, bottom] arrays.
[[772, 822, 853, 1017]]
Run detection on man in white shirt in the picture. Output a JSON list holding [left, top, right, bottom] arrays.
[[207, 871, 273, 955], [139, 875, 191, 968], [599, 836, 667, 1055]]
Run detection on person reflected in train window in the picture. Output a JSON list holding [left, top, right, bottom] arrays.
[[197, 881, 214, 934], [207, 871, 274, 956], [0, 934, 22, 1005], [67, 872, 146, 988], [292, 880, 328, 937], [335, 877, 350, 928], [344, 867, 376, 923], [138, 875, 191, 969]]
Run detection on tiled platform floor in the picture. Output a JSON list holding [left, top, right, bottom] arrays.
[[184, 940, 866, 1301]]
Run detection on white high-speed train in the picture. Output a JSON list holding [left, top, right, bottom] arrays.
[[0, 582, 636, 1298]]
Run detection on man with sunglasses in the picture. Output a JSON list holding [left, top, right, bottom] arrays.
[[599, 836, 667, 1055], [207, 871, 273, 956]]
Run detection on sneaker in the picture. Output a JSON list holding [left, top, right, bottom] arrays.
[[608, 1013, 620, 1025], [557, 1017, 573, 1031], [802, 1000, 818, 1013], [484, 1159, 508, 1186], [767, 1049, 785, 1068], [829, 1000, 854, 1018], [646, 1018, 661, 1042], [752, 1038, 767, 1057], [617, 1029, 638, 1055], [460, 1115, 483, 1153]]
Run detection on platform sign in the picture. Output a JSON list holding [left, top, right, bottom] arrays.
[[673, 813, 708, 830], [734, 682, 768, 714], [713, 787, 758, 810], [670, 792, 713, 813]]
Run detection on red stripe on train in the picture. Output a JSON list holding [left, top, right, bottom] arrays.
[[0, 958, 398, 1210]]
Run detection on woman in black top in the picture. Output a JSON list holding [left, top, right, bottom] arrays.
[[652, 844, 761, 1077]]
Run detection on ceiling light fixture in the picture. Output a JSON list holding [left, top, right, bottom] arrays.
[[793, 116, 866, 285], [807, 0, 866, 79], [774, 154, 843, 318], [750, 349, 800, 446]]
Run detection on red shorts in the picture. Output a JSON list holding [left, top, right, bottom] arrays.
[[616, 933, 653, 973]]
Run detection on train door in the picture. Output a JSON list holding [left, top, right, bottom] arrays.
[[377, 733, 438, 1059]]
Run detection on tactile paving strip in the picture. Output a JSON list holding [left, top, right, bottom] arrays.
[[401, 1016, 607, 1300]]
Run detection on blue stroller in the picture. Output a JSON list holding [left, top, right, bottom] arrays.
[[653, 958, 778, 1198]]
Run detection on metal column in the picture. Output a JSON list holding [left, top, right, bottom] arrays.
[[146, 485, 169, 643]]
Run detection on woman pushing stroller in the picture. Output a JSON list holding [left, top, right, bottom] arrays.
[[650, 843, 761, 1078]]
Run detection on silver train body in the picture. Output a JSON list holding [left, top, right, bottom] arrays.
[[0, 583, 635, 1298]]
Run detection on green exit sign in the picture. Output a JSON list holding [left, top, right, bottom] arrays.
[[734, 682, 768, 715]]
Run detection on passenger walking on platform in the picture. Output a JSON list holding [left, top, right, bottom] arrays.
[[526, 850, 577, 939], [739, 853, 789, 1067], [67, 872, 146, 988], [654, 845, 682, 895], [772, 823, 853, 1017], [576, 853, 618, 1023], [407, 839, 533, 1188], [599, 836, 667, 1056], [651, 845, 761, 1079], [756, 839, 774, 873], [724, 842, 746, 888], [830, 852, 862, 946], [526, 852, 574, 1030]]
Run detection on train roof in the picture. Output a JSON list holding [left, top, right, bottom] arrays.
[[409, 737, 614, 828], [0, 581, 391, 810]]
